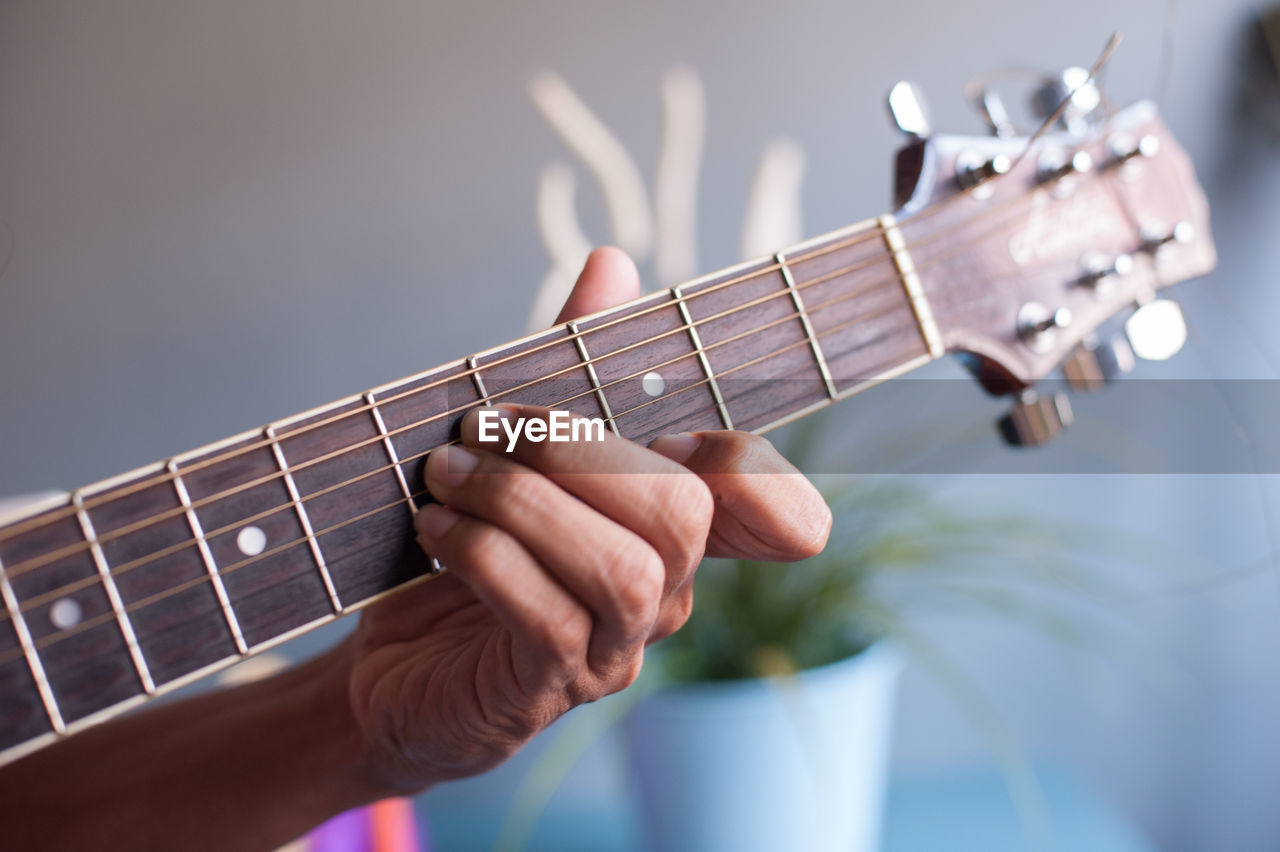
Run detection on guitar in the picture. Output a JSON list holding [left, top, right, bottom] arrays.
[[0, 82, 1216, 768]]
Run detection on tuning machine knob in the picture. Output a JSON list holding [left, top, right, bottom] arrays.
[[1061, 333, 1136, 391], [1078, 252, 1134, 294], [1125, 298, 1188, 361], [1141, 222, 1195, 253], [1038, 150, 1094, 186], [887, 81, 932, 138], [1017, 302, 1072, 352], [998, 390, 1074, 447], [1108, 134, 1160, 168], [1032, 66, 1102, 137], [956, 151, 1013, 191]]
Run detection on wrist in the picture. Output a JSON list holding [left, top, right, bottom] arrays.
[[286, 636, 412, 810]]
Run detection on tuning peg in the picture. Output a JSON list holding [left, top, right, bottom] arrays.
[[975, 88, 1017, 138], [1038, 150, 1094, 185], [1108, 134, 1160, 168], [1032, 66, 1102, 137], [998, 390, 1074, 447], [1061, 333, 1136, 391], [1141, 222, 1195, 253], [1078, 252, 1134, 294], [1125, 298, 1188, 361], [888, 81, 932, 138], [1017, 302, 1073, 352], [956, 151, 1013, 189]]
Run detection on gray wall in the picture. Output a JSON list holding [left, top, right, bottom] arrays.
[[3, 1, 1280, 849]]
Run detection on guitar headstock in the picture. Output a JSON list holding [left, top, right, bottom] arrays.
[[887, 80, 1217, 443]]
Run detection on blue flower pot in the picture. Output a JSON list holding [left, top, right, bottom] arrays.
[[625, 644, 900, 852]]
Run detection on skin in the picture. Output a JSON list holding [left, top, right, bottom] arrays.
[[0, 247, 832, 851]]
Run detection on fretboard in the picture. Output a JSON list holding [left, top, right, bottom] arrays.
[[0, 214, 939, 765]]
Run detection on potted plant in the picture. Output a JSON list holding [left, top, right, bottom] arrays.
[[624, 478, 904, 852]]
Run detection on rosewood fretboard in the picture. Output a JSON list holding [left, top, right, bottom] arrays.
[[0, 216, 938, 764]]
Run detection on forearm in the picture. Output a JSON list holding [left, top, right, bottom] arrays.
[[0, 638, 395, 852]]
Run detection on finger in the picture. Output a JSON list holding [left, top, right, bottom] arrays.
[[555, 246, 640, 323], [647, 580, 695, 645], [460, 405, 714, 593], [414, 502, 590, 694], [424, 444, 663, 670], [650, 430, 831, 562]]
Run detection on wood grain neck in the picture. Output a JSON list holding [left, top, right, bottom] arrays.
[[0, 212, 939, 766]]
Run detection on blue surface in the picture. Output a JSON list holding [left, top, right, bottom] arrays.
[[423, 763, 1153, 851]]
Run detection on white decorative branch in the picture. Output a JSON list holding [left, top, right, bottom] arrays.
[[740, 139, 806, 261], [654, 66, 705, 288], [528, 163, 594, 331], [528, 71, 653, 257]]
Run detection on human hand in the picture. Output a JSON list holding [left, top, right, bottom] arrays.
[[342, 248, 832, 793]]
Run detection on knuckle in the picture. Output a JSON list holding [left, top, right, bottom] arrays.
[[650, 588, 694, 643], [530, 607, 590, 671], [486, 469, 548, 514], [613, 652, 646, 692], [616, 546, 665, 623], [670, 473, 714, 538], [656, 475, 713, 568], [451, 522, 508, 571]]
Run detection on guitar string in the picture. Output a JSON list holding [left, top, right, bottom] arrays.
[[16, 139, 1163, 635], [0, 36, 1121, 553], [1, 40, 1139, 735], [8, 176, 1138, 611], [1, 191, 1051, 589], [6, 309, 930, 664], [0, 228, 891, 542], [0, 113, 1088, 548], [12, 301, 913, 611], [5, 247, 1088, 662], [0, 179, 1057, 575]]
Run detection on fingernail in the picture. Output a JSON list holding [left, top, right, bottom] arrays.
[[417, 503, 459, 540], [650, 432, 702, 464], [426, 444, 479, 488]]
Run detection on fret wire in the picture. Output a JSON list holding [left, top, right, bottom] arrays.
[[601, 309, 922, 425], [363, 393, 417, 512], [14, 280, 877, 614], [566, 320, 620, 435], [467, 356, 493, 404], [0, 161, 1054, 550], [13, 244, 952, 620], [365, 393, 443, 576], [673, 284, 734, 430], [0, 565, 447, 770], [748, 350, 937, 436], [0, 551, 66, 732], [4, 203, 993, 593], [167, 461, 248, 655], [0, 223, 897, 544], [72, 491, 156, 694], [264, 425, 343, 614], [3, 305, 932, 668], [0, 224, 946, 590], [776, 250, 838, 400], [2, 189, 1051, 618]]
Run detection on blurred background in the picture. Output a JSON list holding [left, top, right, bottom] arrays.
[[2, 1, 1280, 850]]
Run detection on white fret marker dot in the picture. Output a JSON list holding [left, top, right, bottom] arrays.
[[236, 525, 267, 556], [642, 371, 665, 397], [50, 598, 82, 630]]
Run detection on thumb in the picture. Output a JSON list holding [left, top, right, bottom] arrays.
[[555, 247, 641, 323]]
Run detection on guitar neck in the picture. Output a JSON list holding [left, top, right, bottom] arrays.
[[0, 213, 938, 765]]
